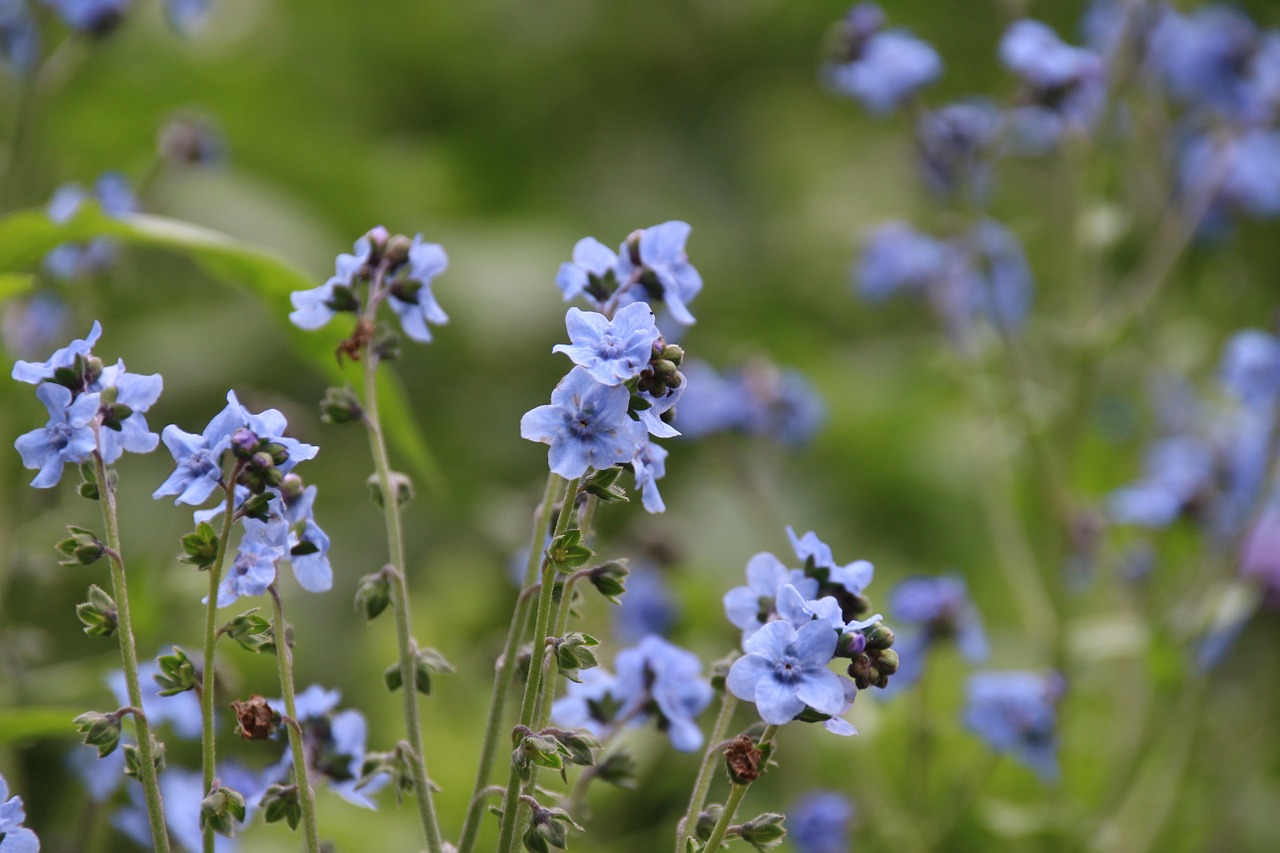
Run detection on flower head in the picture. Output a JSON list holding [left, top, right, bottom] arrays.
[[0, 1, 40, 75], [215, 517, 290, 607], [386, 235, 449, 343], [614, 221, 703, 325], [520, 366, 647, 478], [14, 382, 99, 487], [723, 551, 818, 639], [726, 619, 847, 726], [43, 172, 138, 279], [1000, 19, 1105, 150], [826, 4, 942, 113], [917, 100, 1001, 199], [289, 236, 372, 331], [11, 320, 102, 385], [556, 238, 620, 307], [631, 440, 668, 513], [963, 670, 1064, 782], [553, 303, 659, 386], [0, 772, 39, 853]]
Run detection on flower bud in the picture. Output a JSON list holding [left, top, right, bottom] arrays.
[[260, 783, 302, 830], [57, 526, 105, 567], [76, 584, 118, 637], [154, 646, 199, 696], [354, 569, 393, 621], [738, 812, 787, 849], [178, 522, 221, 569], [320, 387, 363, 425], [593, 749, 637, 788], [231, 427, 260, 459], [221, 608, 274, 654], [588, 561, 629, 602], [74, 710, 122, 758], [200, 785, 247, 838], [367, 470, 414, 508], [875, 648, 899, 676], [385, 234, 413, 267], [123, 736, 166, 780], [863, 622, 895, 650], [552, 632, 600, 683]]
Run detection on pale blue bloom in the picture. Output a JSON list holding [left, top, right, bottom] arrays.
[[614, 221, 702, 325], [723, 551, 819, 639], [787, 526, 875, 596], [262, 686, 384, 809], [520, 366, 646, 478], [289, 235, 371, 330], [954, 220, 1035, 334], [1180, 128, 1280, 221], [555, 237, 619, 308], [854, 222, 950, 301], [14, 382, 99, 487], [11, 320, 101, 384], [829, 29, 942, 113], [917, 100, 1001, 199], [215, 517, 290, 607], [886, 575, 987, 691], [386, 235, 449, 343], [1107, 436, 1215, 527], [1000, 19, 1106, 150], [963, 671, 1064, 783], [727, 619, 846, 726], [635, 375, 684, 439], [631, 440, 667, 513], [94, 360, 162, 464], [0, 772, 39, 853], [43, 0, 128, 34], [788, 790, 855, 853], [1220, 329, 1280, 406], [114, 767, 238, 853], [674, 359, 823, 446], [549, 668, 618, 738], [280, 483, 332, 593], [553, 303, 659, 386]]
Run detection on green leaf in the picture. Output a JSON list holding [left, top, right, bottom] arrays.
[[0, 206, 444, 494], [0, 707, 86, 744]]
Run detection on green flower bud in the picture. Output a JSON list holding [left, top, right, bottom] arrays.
[[593, 749, 637, 788], [864, 622, 895, 650], [547, 529, 593, 572], [552, 632, 600, 683], [367, 470, 414, 508], [354, 569, 393, 621], [876, 648, 899, 676], [546, 727, 600, 767], [587, 561, 629, 603], [660, 343, 684, 364], [178, 522, 220, 569], [737, 813, 787, 851], [523, 803, 583, 853], [385, 234, 414, 267], [76, 584, 118, 637], [200, 785, 247, 838], [220, 608, 274, 654], [154, 646, 198, 696], [260, 783, 302, 830], [123, 736, 166, 780], [695, 805, 724, 841], [320, 387, 363, 425], [56, 526, 105, 566], [73, 711, 122, 758]]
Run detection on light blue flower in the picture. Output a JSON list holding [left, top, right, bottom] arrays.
[[615, 221, 703, 325], [280, 483, 333, 593], [999, 19, 1105, 149], [1107, 436, 1215, 527], [885, 575, 987, 691], [788, 790, 855, 853], [828, 27, 942, 114], [917, 100, 1001, 199], [553, 303, 659, 386], [963, 670, 1064, 783], [94, 360, 162, 464], [386, 235, 449, 343], [1220, 329, 1280, 405], [726, 619, 846, 725], [787, 526, 875, 596], [1180, 129, 1280, 222], [113, 767, 239, 853], [11, 320, 102, 385], [215, 517, 290, 607], [723, 552, 819, 639], [14, 382, 99, 487], [0, 772, 39, 853], [266, 686, 384, 809], [289, 236, 371, 330], [614, 636, 713, 752], [108, 661, 202, 740], [152, 393, 251, 505], [520, 366, 646, 478], [43, 0, 129, 34], [854, 222, 950, 301], [631, 440, 668, 513], [673, 359, 824, 447], [556, 237, 620, 308]]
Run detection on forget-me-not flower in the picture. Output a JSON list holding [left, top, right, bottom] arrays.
[[886, 575, 987, 691], [553, 303, 659, 386], [43, 172, 138, 280], [615, 221, 702, 325], [631, 440, 668, 513], [520, 366, 647, 478], [14, 382, 100, 487], [1000, 19, 1105, 150], [11, 320, 102, 385], [723, 551, 818, 639], [788, 790, 855, 853], [916, 100, 1001, 200], [94, 360, 162, 464], [556, 237, 620, 308], [0, 772, 39, 853], [963, 670, 1064, 783], [727, 619, 847, 726], [826, 3, 942, 113], [0, 0, 39, 75], [289, 235, 372, 330], [386, 235, 449, 344]]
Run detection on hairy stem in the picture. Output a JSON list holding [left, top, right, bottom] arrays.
[[92, 445, 171, 853], [675, 691, 739, 853], [699, 724, 779, 852], [268, 585, 321, 853]]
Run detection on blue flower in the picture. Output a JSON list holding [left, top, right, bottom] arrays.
[[631, 440, 668, 513], [94, 360, 162, 464], [43, 0, 129, 34], [108, 661, 202, 740], [289, 235, 371, 330], [556, 237, 620, 308], [549, 668, 618, 738], [886, 575, 987, 691], [826, 4, 941, 113], [951, 219, 1035, 334], [673, 358, 824, 446], [788, 790, 855, 853], [215, 517, 291, 607], [1107, 436, 1215, 527], [963, 670, 1064, 783], [1220, 329, 1280, 406], [43, 172, 138, 280], [553, 303, 659, 386], [1179, 129, 1280, 222], [916, 100, 1001, 199], [386, 235, 449, 343], [999, 20, 1105, 150], [614, 563, 678, 643], [0, 772, 39, 853], [615, 221, 703, 325], [14, 382, 99, 487], [0, 0, 40, 75], [262, 686, 384, 809], [787, 526, 875, 596], [723, 551, 818, 639], [11, 320, 102, 385], [279, 481, 333, 593], [854, 222, 950, 301], [727, 619, 847, 726], [520, 366, 646, 478]]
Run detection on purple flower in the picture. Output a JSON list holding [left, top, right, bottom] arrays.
[[520, 366, 647, 478], [826, 4, 941, 113], [727, 619, 847, 726], [0, 772, 39, 853], [723, 552, 818, 639], [556, 237, 620, 308], [386, 235, 449, 344], [615, 221, 703, 325], [43, 173, 138, 280], [788, 790, 855, 853], [953, 220, 1035, 334], [14, 383, 99, 487], [917, 100, 1001, 199], [552, 303, 659, 386], [1220, 329, 1280, 406], [963, 671, 1064, 783]]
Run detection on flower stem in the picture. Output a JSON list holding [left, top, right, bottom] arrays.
[[200, 473, 241, 853], [268, 584, 321, 853], [361, 345, 443, 853], [674, 691, 739, 853], [495, 476, 581, 853], [699, 724, 779, 852], [91, 446, 172, 853]]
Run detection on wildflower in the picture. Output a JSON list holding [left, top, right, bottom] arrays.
[[1220, 329, 1280, 405], [215, 517, 292, 607], [520, 366, 647, 478], [43, 0, 129, 35], [0, 0, 39, 75], [631, 440, 668, 513], [14, 382, 99, 487], [999, 19, 1105, 150], [674, 358, 824, 447], [278, 478, 333, 593], [1179, 129, 1280, 222], [916, 100, 1001, 200], [788, 790, 855, 853], [787, 526, 875, 600], [825, 3, 942, 113], [43, 172, 138, 279], [723, 552, 818, 639], [854, 222, 950, 301], [614, 563, 678, 643], [726, 619, 847, 726], [289, 235, 372, 330], [963, 670, 1064, 782], [885, 575, 987, 690], [1107, 436, 1215, 527], [94, 361, 163, 464], [0, 772, 39, 853], [614, 221, 703, 325], [385, 235, 449, 344], [262, 686, 385, 808], [556, 237, 620, 307], [553, 303, 659, 386], [11, 320, 102, 385]]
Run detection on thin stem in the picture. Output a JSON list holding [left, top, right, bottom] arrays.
[[699, 724, 780, 852], [268, 585, 321, 853], [535, 565, 595, 732], [91, 444, 171, 853], [200, 471, 240, 853], [495, 477, 581, 853], [675, 692, 739, 853], [361, 342, 444, 853]]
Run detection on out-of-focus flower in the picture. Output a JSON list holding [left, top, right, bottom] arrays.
[[43, 172, 138, 280], [825, 3, 942, 113], [963, 670, 1065, 782], [788, 790, 855, 853]]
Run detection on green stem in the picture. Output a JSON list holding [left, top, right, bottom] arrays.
[[92, 445, 171, 853], [268, 585, 321, 853], [675, 691, 739, 853], [495, 476, 581, 853], [699, 725, 779, 852], [200, 473, 240, 853], [361, 346, 444, 853]]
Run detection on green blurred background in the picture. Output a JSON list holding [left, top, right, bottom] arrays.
[[3, 0, 1280, 850]]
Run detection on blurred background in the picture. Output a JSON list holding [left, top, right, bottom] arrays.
[[2, 0, 1280, 851]]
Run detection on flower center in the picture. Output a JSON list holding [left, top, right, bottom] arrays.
[[773, 654, 804, 685]]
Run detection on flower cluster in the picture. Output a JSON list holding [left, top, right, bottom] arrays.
[[522, 300, 687, 512], [556, 221, 702, 326], [724, 528, 892, 734], [674, 357, 825, 447], [12, 321, 161, 487], [550, 635, 713, 752], [290, 225, 449, 345]]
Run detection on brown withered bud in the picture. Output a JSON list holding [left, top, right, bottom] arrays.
[[231, 695, 281, 740], [724, 734, 764, 784]]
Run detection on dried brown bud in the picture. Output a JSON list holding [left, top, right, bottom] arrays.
[[724, 734, 764, 784], [231, 695, 281, 741]]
